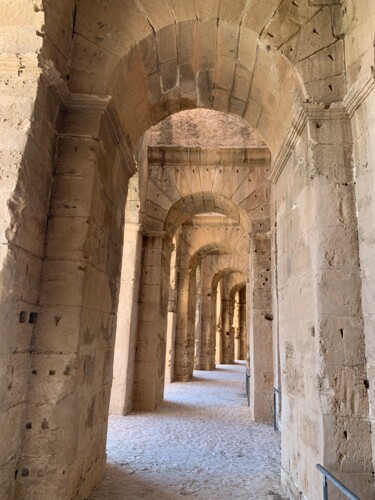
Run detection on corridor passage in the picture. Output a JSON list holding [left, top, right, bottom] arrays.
[[90, 364, 286, 499]]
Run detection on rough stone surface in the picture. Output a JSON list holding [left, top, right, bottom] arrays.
[[1, 1, 375, 499], [91, 363, 286, 500]]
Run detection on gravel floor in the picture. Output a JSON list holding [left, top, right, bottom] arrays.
[[90, 362, 287, 499]]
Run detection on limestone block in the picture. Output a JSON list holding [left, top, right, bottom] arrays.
[[306, 73, 346, 104], [232, 64, 252, 102], [166, 0, 196, 23], [218, 22, 239, 59], [297, 40, 344, 85], [161, 59, 178, 92], [40, 260, 85, 308], [242, 0, 281, 34], [179, 63, 196, 96], [33, 305, 81, 353], [198, 19, 218, 69], [0, 352, 29, 408], [137, 0, 175, 31], [195, 0, 220, 20], [243, 97, 262, 129], [212, 87, 230, 113], [262, 12, 301, 50], [178, 21, 198, 67], [219, 0, 248, 24], [281, 7, 337, 65], [157, 25, 177, 63], [68, 35, 117, 94]]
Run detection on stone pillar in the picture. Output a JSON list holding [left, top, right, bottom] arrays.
[[214, 281, 223, 365], [194, 264, 203, 370], [0, 7, 60, 493], [133, 232, 174, 411], [200, 262, 215, 370], [308, 111, 372, 497], [174, 236, 196, 381], [222, 293, 235, 364], [249, 234, 273, 423], [239, 287, 248, 360], [233, 292, 241, 360], [276, 107, 374, 498], [165, 241, 178, 384], [18, 107, 131, 498], [110, 223, 143, 415]]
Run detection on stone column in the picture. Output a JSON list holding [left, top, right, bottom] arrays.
[[249, 234, 273, 423], [194, 264, 203, 370], [307, 111, 372, 496], [0, 9, 59, 493], [276, 107, 373, 498], [110, 223, 143, 415], [133, 232, 174, 410], [174, 237, 196, 381], [239, 287, 248, 360], [165, 241, 178, 384], [222, 293, 235, 364], [200, 262, 215, 370], [19, 106, 131, 498], [233, 292, 241, 360]]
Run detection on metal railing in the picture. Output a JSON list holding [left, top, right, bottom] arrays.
[[316, 464, 360, 500], [245, 368, 250, 406], [273, 387, 281, 431]]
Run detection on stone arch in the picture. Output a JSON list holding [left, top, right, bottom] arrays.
[[64, 2, 348, 157], [172, 216, 249, 381], [164, 192, 251, 238], [1, 1, 374, 498]]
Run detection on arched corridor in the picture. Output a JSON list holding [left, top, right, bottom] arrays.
[[91, 363, 285, 500], [1, 1, 375, 499]]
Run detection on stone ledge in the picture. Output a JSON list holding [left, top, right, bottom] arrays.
[[148, 145, 271, 167]]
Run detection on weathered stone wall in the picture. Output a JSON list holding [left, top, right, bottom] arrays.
[[110, 222, 143, 416], [248, 234, 273, 424], [275, 110, 374, 498], [351, 86, 375, 476], [16, 105, 130, 498], [345, 0, 375, 477], [0, 2, 67, 494]]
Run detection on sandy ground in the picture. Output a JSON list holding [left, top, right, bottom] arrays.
[[90, 363, 287, 499]]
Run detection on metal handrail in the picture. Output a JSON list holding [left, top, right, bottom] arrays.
[[316, 464, 360, 500], [273, 388, 281, 431], [245, 368, 250, 406]]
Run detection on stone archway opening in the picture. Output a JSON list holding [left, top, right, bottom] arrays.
[[2, 2, 374, 498]]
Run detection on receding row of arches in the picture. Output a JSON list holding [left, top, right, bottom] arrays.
[[1, 1, 375, 499]]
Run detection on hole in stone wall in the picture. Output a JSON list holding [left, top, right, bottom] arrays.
[[21, 469, 29, 477], [32, 369, 37, 375], [328, 54, 334, 61], [49, 370, 56, 376], [29, 312, 38, 324], [343, 430, 348, 440], [328, 84, 333, 92], [25, 423, 32, 429], [311, 326, 315, 337], [340, 328, 344, 338], [19, 311, 27, 323], [364, 379, 370, 389], [14, 470, 18, 480]]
